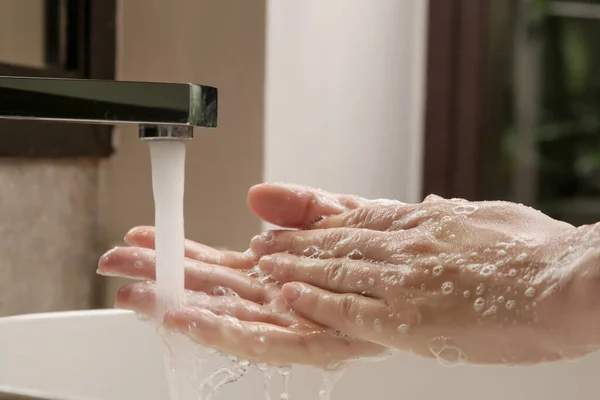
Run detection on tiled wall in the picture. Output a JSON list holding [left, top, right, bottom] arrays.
[[0, 160, 101, 316]]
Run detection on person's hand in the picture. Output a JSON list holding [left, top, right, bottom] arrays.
[[251, 195, 598, 365], [99, 184, 390, 368], [98, 226, 385, 368]]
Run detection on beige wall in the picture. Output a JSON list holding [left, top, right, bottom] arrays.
[[100, 0, 266, 304], [0, 0, 44, 67]]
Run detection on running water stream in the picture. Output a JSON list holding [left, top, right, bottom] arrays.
[[148, 140, 344, 399]]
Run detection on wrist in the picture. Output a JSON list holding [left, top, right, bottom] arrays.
[[557, 224, 600, 353]]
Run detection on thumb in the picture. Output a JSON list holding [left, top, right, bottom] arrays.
[[247, 183, 369, 228]]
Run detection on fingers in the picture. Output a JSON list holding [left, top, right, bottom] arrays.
[[125, 226, 254, 270], [115, 281, 285, 325], [163, 307, 385, 368], [99, 246, 268, 303], [313, 203, 419, 230], [251, 228, 395, 261], [281, 283, 390, 344], [247, 183, 370, 228], [258, 253, 405, 298]]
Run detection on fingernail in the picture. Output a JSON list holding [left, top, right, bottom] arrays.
[[258, 256, 275, 274], [252, 231, 275, 245], [283, 283, 303, 302]]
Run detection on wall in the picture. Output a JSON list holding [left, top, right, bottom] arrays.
[[100, 0, 266, 305], [263, 0, 428, 212], [0, 1, 99, 316]]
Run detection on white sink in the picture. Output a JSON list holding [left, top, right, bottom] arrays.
[[1, 309, 599, 399]]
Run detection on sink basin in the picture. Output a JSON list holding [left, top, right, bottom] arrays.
[[1, 309, 599, 399]]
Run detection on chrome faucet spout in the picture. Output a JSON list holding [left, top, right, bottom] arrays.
[[0, 76, 218, 140]]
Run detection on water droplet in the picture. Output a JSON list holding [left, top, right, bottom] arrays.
[[524, 287, 536, 298], [470, 252, 478, 257], [441, 281, 454, 295], [303, 245, 321, 258], [505, 300, 516, 310], [449, 234, 456, 239], [483, 248, 492, 253], [134, 261, 143, 269], [433, 265, 444, 276], [497, 249, 507, 256], [497, 296, 505, 303], [441, 216, 452, 223], [347, 249, 364, 260], [439, 253, 447, 259], [456, 258, 466, 265], [516, 253, 527, 262], [397, 324, 411, 334], [356, 314, 364, 326], [132, 252, 139, 257], [463, 290, 471, 298], [374, 319, 382, 332], [428, 336, 467, 367], [453, 204, 477, 215], [509, 269, 517, 277], [368, 277, 375, 286], [474, 297, 485, 312]]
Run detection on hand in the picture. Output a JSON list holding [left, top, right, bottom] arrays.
[[99, 183, 388, 368], [252, 195, 595, 365]]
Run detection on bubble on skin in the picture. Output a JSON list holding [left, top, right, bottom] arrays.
[[516, 253, 528, 262], [433, 265, 444, 276], [505, 300, 516, 310], [483, 248, 492, 254], [474, 297, 486, 312], [524, 287, 536, 298], [428, 336, 467, 367], [368, 277, 376, 286], [497, 249, 507, 257], [357, 279, 364, 287], [470, 252, 478, 257], [463, 290, 471, 298], [480, 264, 497, 277], [482, 305, 498, 317], [439, 253, 448, 259], [441, 281, 454, 295], [134, 260, 143, 269], [476, 283, 485, 295], [441, 216, 452, 223], [456, 258, 466, 265], [509, 269, 518, 277], [497, 296, 505, 303], [467, 264, 481, 273], [449, 234, 457, 239], [347, 249, 364, 260]]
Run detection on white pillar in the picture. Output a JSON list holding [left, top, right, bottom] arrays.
[[264, 0, 429, 214]]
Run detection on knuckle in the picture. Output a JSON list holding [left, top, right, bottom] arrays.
[[404, 234, 434, 254], [338, 294, 359, 321], [323, 260, 348, 288], [343, 207, 373, 228]]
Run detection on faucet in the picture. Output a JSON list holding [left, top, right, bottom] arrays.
[[0, 76, 218, 139]]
